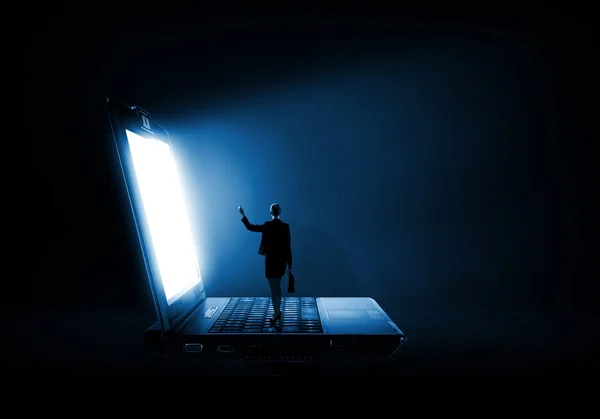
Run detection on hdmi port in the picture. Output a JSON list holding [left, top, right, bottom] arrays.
[[217, 345, 235, 353]]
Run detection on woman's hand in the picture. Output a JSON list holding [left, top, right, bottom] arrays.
[[238, 206, 245, 217]]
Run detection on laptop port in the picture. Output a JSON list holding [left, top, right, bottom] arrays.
[[330, 339, 357, 347], [184, 343, 203, 353], [217, 345, 235, 353]]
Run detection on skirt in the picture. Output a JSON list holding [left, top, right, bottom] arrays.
[[265, 254, 287, 279]]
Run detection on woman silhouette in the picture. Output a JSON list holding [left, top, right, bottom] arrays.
[[238, 203, 293, 326]]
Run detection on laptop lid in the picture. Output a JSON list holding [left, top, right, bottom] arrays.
[[106, 97, 206, 332]]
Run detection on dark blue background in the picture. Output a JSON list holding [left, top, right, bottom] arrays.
[[24, 5, 598, 375]]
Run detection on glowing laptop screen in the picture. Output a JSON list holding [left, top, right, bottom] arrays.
[[126, 129, 201, 305]]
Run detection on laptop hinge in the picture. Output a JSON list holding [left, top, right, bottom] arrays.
[[171, 299, 205, 332]]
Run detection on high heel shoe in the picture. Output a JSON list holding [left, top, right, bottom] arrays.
[[270, 311, 282, 327]]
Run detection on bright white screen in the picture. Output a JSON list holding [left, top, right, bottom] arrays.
[[126, 129, 201, 304]]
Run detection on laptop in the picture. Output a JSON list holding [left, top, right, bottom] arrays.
[[106, 97, 407, 361]]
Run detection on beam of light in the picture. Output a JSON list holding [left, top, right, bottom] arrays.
[[126, 129, 201, 304]]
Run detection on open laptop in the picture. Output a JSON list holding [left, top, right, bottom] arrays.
[[106, 97, 406, 361]]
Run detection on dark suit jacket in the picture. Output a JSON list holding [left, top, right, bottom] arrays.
[[241, 216, 292, 278]]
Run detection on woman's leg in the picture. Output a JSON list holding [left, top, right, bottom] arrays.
[[267, 277, 282, 318]]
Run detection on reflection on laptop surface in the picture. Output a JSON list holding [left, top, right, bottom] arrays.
[[106, 97, 406, 361]]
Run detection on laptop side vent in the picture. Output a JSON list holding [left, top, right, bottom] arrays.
[[239, 344, 318, 361]]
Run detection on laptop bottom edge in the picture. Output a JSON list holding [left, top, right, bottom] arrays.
[[144, 325, 403, 362]]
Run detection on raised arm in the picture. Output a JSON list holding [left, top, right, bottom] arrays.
[[241, 216, 265, 232], [238, 205, 265, 232]]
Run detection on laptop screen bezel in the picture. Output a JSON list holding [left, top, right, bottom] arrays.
[[106, 97, 206, 332]]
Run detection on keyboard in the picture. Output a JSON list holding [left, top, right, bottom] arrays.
[[209, 297, 323, 333]]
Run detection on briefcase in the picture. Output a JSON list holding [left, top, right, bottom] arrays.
[[287, 270, 295, 293]]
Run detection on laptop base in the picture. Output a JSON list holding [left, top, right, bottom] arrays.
[[144, 296, 405, 362]]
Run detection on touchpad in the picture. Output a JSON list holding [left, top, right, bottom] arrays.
[[327, 309, 369, 320]]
